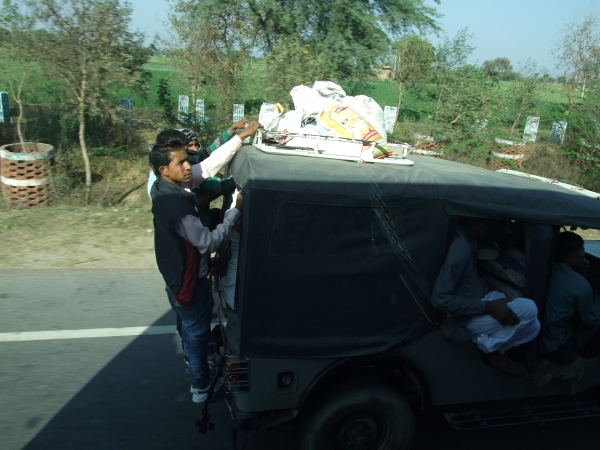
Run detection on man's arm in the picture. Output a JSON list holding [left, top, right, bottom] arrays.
[[431, 242, 486, 317], [197, 130, 231, 161], [176, 208, 241, 255], [180, 136, 241, 190], [201, 118, 251, 157], [576, 282, 600, 328], [176, 193, 244, 255], [182, 122, 261, 190]]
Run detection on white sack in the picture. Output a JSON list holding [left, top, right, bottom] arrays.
[[271, 110, 303, 134], [300, 122, 339, 137], [341, 95, 387, 142], [290, 85, 337, 123], [287, 81, 387, 143], [312, 81, 346, 102], [258, 103, 281, 130]]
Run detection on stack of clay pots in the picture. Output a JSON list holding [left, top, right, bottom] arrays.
[[0, 142, 55, 207]]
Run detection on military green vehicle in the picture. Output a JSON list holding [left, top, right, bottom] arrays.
[[216, 136, 600, 450]]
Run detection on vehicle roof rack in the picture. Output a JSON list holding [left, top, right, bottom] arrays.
[[253, 130, 414, 166]]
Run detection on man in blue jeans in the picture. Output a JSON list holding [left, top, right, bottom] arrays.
[[147, 123, 246, 373], [149, 123, 260, 403]]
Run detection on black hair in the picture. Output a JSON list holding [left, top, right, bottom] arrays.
[[556, 231, 584, 262], [498, 221, 526, 252], [177, 128, 198, 144], [149, 129, 188, 176]]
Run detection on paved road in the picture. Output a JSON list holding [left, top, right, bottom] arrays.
[[1, 270, 599, 450]]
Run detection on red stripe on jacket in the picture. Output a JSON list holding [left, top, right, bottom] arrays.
[[173, 241, 198, 307]]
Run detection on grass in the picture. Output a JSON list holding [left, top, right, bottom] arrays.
[[498, 81, 571, 104]]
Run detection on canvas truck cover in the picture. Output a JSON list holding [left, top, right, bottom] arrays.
[[227, 145, 600, 359]]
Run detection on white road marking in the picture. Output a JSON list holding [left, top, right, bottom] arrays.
[[0, 323, 219, 342], [0, 326, 176, 342]]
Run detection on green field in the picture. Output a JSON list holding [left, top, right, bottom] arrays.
[[0, 52, 577, 148], [1, 50, 572, 120]]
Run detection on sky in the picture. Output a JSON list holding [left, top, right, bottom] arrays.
[[128, 0, 599, 75]]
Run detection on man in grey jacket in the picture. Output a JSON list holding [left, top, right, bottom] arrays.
[[432, 218, 540, 375], [541, 231, 600, 363]]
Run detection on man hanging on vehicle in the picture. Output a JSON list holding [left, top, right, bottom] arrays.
[[149, 122, 260, 404], [147, 121, 248, 373], [541, 231, 600, 364], [431, 217, 541, 376]]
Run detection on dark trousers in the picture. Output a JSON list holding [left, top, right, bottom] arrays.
[[167, 279, 213, 389], [546, 324, 600, 364]]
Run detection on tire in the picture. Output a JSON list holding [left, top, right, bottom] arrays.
[[299, 380, 415, 450]]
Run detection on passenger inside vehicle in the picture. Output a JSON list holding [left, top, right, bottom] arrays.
[[478, 221, 527, 300], [540, 231, 600, 364], [496, 221, 526, 276], [431, 218, 541, 377], [219, 217, 240, 310]]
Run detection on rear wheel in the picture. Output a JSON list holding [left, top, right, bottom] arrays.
[[300, 380, 414, 450]]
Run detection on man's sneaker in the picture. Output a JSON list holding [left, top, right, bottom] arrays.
[[184, 356, 190, 374], [190, 385, 209, 403]]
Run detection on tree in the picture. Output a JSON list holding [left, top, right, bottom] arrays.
[[198, 0, 440, 82], [432, 65, 497, 146], [7, 1, 149, 202], [0, 0, 18, 37], [482, 57, 513, 80], [553, 9, 600, 113], [2, 61, 32, 152], [506, 60, 544, 139], [432, 28, 476, 123], [391, 34, 435, 122], [1, 1, 34, 152], [157, 78, 176, 124], [431, 29, 497, 146], [562, 47, 600, 190], [165, 0, 211, 126], [263, 36, 331, 105], [166, 0, 255, 130]]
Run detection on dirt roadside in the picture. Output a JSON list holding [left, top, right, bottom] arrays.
[[0, 187, 157, 269]]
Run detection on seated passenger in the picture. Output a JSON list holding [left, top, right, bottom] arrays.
[[496, 221, 526, 277], [432, 218, 541, 376], [541, 231, 600, 364], [219, 192, 241, 310]]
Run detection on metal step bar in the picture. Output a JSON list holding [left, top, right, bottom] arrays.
[[444, 398, 600, 430]]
